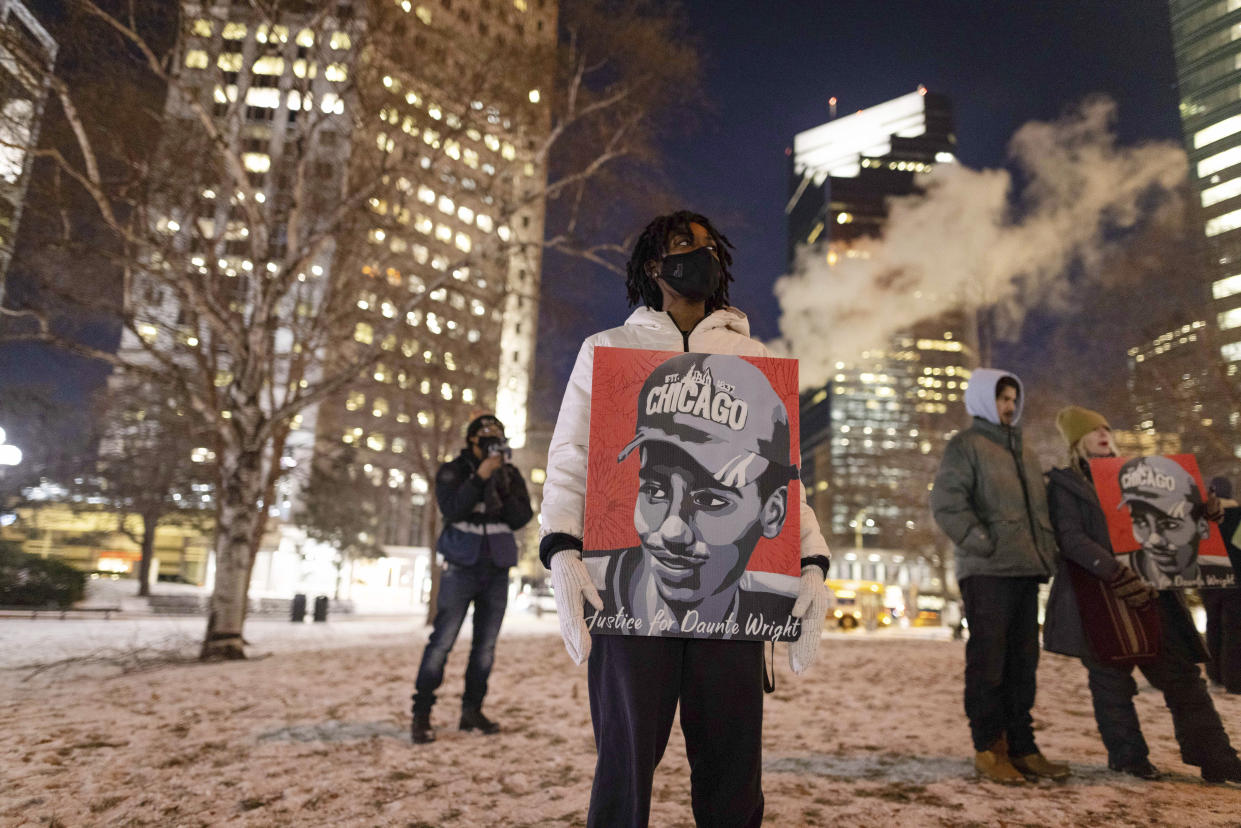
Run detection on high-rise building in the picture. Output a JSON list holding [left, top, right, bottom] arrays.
[[0, 0, 57, 280], [1168, 0, 1241, 462], [1127, 318, 1236, 474], [116, 0, 554, 578], [788, 89, 974, 554]]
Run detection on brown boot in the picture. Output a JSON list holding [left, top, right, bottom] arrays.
[[1011, 752, 1071, 781], [974, 738, 1027, 784]]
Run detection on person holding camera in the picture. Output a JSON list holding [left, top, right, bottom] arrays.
[[411, 413, 533, 744]]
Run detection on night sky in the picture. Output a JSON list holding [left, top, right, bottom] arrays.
[[2, 2, 1188, 439], [532, 0, 1185, 422]]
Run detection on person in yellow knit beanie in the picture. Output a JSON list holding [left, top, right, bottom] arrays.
[[1042, 405, 1241, 784]]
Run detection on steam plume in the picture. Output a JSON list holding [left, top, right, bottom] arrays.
[[773, 97, 1188, 388]]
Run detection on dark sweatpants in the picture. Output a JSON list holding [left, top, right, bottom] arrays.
[[959, 575, 1041, 754], [1082, 594, 1237, 769], [586, 635, 764, 828], [1203, 588, 1241, 693]]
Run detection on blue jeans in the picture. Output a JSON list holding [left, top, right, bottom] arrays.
[[412, 562, 509, 715]]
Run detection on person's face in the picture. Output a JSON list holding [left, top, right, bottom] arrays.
[[1080, 426, 1112, 458], [470, 421, 505, 456], [645, 222, 719, 302], [995, 386, 1019, 426], [1129, 502, 1205, 577], [633, 446, 785, 606]]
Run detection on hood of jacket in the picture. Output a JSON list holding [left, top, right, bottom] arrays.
[[965, 367, 1024, 426], [623, 305, 753, 339]]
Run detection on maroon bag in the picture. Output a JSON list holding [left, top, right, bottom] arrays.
[[1066, 560, 1161, 666]]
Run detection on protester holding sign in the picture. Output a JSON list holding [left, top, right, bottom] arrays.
[[1043, 406, 1241, 784], [539, 211, 831, 827]]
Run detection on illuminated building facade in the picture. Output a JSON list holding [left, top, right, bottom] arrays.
[[789, 89, 974, 553], [1168, 1, 1241, 465], [1170, 1, 1241, 372], [0, 0, 56, 280], [1126, 318, 1237, 473], [118, 0, 554, 566]]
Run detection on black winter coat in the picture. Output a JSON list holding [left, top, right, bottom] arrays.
[[1044, 464, 1207, 661]]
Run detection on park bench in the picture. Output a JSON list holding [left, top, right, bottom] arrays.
[[0, 605, 122, 620]]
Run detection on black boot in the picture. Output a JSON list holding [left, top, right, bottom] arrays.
[[459, 706, 500, 734], [1108, 758, 1162, 780], [411, 710, 435, 744], [1202, 755, 1241, 784]]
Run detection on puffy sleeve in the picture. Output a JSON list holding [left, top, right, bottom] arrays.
[[538, 336, 596, 566], [753, 339, 831, 571]]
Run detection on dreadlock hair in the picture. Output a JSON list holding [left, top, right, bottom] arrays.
[[625, 210, 735, 313]]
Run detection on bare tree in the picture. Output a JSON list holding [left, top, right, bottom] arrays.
[[2, 0, 704, 658], [292, 443, 382, 600], [77, 377, 215, 596]]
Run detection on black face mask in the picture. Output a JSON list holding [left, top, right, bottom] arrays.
[[657, 246, 721, 303]]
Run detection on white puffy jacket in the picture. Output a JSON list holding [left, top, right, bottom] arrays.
[[540, 305, 831, 564]]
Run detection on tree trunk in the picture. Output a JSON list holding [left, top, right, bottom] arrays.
[[201, 441, 266, 660], [422, 498, 441, 627], [136, 512, 158, 598]]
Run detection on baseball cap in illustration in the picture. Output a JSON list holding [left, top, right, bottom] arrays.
[[1117, 455, 1201, 519], [617, 353, 794, 488]]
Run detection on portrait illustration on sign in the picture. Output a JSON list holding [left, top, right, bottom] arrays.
[[1090, 454, 1234, 590], [582, 348, 803, 641]]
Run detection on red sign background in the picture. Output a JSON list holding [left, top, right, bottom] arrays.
[[582, 347, 802, 578], [1089, 454, 1228, 562]]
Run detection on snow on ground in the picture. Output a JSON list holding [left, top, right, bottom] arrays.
[[2, 616, 1240, 827]]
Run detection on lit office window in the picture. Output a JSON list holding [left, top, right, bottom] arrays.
[[354, 322, 374, 344], [1202, 176, 1241, 207], [243, 153, 271, 173], [1199, 145, 1241, 178], [1220, 308, 1241, 330], [254, 56, 284, 75], [1223, 341, 1241, 362], [1206, 207, 1241, 237], [367, 433, 386, 451], [185, 50, 209, 69], [1215, 273, 1241, 299], [1194, 113, 1241, 149]]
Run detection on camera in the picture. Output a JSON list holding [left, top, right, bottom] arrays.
[[480, 436, 512, 462]]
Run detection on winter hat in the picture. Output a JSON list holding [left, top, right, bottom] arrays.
[[466, 413, 504, 441], [1210, 475, 1234, 499], [1055, 405, 1110, 448]]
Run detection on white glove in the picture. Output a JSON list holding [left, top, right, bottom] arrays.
[[788, 565, 829, 675], [549, 549, 603, 665]]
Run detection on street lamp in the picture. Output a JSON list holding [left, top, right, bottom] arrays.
[[0, 427, 21, 467]]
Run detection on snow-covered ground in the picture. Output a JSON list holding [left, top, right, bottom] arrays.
[[2, 615, 1239, 826]]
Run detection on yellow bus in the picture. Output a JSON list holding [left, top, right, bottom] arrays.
[[826, 579, 894, 630]]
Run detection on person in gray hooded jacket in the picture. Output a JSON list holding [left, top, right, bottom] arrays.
[[930, 368, 1064, 784]]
